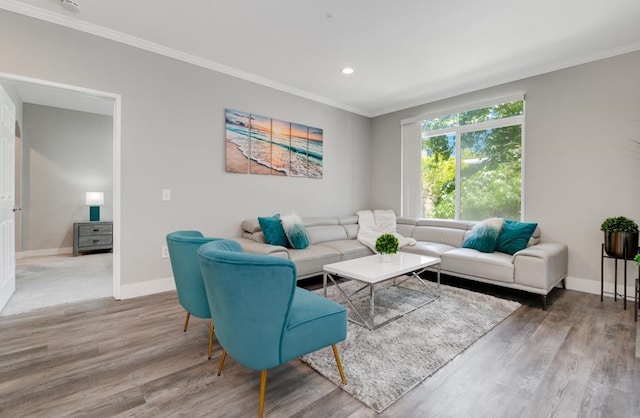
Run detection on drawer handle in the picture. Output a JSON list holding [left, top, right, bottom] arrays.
[[93, 239, 100, 243], [93, 229, 100, 232]]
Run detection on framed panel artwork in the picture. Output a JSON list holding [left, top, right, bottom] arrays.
[[225, 109, 323, 178]]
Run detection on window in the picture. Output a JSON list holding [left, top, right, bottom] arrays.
[[420, 98, 524, 221]]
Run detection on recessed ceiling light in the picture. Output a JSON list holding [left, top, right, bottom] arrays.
[[341, 67, 354, 75]]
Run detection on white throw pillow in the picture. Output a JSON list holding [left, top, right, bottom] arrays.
[[280, 213, 310, 249]]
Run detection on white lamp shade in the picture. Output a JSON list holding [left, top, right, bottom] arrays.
[[86, 192, 104, 206]]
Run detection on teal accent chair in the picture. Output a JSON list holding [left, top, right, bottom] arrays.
[[166, 231, 220, 359], [198, 239, 347, 418]]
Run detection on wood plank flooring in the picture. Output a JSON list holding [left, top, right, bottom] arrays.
[[1, 277, 638, 417]]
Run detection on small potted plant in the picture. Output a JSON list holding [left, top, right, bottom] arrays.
[[601, 216, 639, 259], [375, 233, 399, 262]]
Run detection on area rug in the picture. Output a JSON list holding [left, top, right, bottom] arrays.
[[301, 279, 521, 412]]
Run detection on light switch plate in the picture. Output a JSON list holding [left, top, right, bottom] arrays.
[[162, 189, 171, 201]]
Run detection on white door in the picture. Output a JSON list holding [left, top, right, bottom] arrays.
[[0, 84, 16, 312]]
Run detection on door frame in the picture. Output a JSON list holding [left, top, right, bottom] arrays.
[[0, 72, 122, 299]]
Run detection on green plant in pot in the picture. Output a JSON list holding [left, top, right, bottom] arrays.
[[600, 216, 639, 259], [375, 233, 399, 261]]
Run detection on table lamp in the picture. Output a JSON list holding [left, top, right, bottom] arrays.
[[86, 192, 104, 221]]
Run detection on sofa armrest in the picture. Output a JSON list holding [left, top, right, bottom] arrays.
[[513, 242, 568, 292], [234, 238, 290, 259]]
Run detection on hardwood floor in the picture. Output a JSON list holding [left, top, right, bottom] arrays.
[[1, 279, 638, 417]]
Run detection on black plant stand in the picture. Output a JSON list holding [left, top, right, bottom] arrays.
[[635, 274, 639, 322], [600, 243, 630, 309]]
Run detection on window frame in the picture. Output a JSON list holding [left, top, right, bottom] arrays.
[[401, 94, 526, 220]]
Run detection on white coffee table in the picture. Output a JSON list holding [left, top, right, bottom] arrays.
[[323, 252, 441, 330]]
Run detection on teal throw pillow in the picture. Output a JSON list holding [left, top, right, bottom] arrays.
[[280, 213, 310, 249], [495, 219, 538, 255], [257, 214, 288, 246], [462, 218, 504, 253]]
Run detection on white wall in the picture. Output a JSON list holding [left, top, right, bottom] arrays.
[[371, 51, 640, 293], [0, 11, 371, 291], [21, 104, 113, 251], [1, 83, 22, 130]]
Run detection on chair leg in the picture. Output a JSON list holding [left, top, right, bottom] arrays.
[[258, 370, 267, 418], [183, 312, 191, 332], [217, 350, 227, 376], [332, 344, 346, 385], [207, 319, 214, 360]]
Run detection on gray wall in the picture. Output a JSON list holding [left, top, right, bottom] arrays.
[[371, 51, 640, 290], [0, 11, 371, 288], [22, 104, 113, 251]]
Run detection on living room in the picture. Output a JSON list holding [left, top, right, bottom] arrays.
[[0, 1, 639, 416]]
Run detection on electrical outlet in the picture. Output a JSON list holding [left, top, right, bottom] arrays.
[[162, 189, 171, 201], [161, 246, 169, 258]]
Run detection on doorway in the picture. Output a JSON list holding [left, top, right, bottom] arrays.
[[14, 123, 21, 253], [0, 72, 121, 315]]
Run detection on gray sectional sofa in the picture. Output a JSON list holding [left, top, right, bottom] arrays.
[[234, 214, 568, 309]]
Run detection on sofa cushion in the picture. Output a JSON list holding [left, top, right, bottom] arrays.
[[399, 241, 457, 257], [339, 215, 359, 240], [462, 218, 504, 253], [241, 218, 262, 234], [411, 226, 468, 248], [318, 240, 373, 261], [441, 248, 514, 283], [303, 217, 340, 227], [306, 225, 348, 245], [496, 219, 538, 255], [287, 245, 341, 278]]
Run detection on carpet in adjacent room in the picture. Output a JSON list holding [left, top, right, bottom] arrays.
[[1, 253, 112, 316]]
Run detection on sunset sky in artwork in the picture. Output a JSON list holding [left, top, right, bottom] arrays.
[[308, 127, 323, 142], [250, 114, 271, 132], [272, 119, 291, 136], [291, 123, 308, 139], [249, 116, 323, 143]]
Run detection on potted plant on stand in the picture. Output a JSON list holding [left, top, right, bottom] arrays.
[[375, 233, 399, 262], [601, 216, 639, 259]]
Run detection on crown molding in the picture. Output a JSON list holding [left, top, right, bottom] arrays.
[[0, 0, 371, 117]]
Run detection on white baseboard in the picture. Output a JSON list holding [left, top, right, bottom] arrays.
[[118, 276, 176, 300], [565, 275, 637, 301], [17, 247, 73, 259]]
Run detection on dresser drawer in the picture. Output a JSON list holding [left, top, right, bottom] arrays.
[[79, 224, 113, 236], [79, 235, 113, 247]]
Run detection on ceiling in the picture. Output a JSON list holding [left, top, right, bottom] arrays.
[[10, 82, 114, 116], [2, 0, 640, 117]]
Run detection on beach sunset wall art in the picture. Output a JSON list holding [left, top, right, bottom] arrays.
[[225, 109, 323, 178]]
